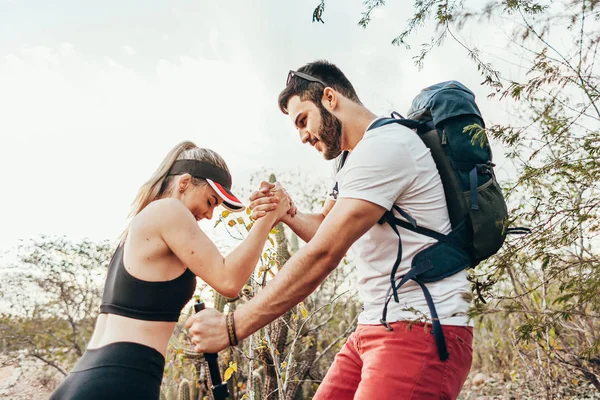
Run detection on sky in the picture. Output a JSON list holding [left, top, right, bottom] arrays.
[[0, 0, 526, 254]]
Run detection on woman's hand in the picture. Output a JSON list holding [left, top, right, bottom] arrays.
[[249, 181, 294, 222]]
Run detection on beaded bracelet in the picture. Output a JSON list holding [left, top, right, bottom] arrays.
[[226, 311, 238, 346]]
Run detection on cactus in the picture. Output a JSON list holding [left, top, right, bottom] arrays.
[[190, 379, 200, 400], [189, 360, 210, 400], [167, 385, 176, 400], [253, 371, 263, 400], [260, 179, 294, 399], [213, 291, 227, 313], [289, 233, 299, 254], [265, 174, 319, 399], [178, 379, 191, 400]]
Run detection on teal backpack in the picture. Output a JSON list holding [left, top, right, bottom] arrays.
[[337, 81, 527, 360]]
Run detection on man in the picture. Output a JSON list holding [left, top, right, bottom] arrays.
[[186, 60, 473, 399]]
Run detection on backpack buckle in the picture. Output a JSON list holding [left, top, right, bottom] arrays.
[[329, 182, 339, 200], [377, 210, 394, 226], [380, 318, 394, 331], [476, 162, 495, 174]]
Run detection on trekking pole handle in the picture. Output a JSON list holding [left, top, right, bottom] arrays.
[[193, 301, 229, 400]]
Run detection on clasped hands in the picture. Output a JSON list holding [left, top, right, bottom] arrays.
[[249, 181, 297, 223]]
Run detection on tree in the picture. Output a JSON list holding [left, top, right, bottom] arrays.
[[0, 236, 112, 376]]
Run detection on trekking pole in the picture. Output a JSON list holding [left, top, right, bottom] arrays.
[[194, 301, 230, 400]]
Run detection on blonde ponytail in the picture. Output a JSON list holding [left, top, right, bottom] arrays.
[[129, 141, 197, 218]]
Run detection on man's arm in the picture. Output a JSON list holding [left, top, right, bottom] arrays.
[[278, 199, 335, 243], [185, 197, 385, 353], [248, 181, 336, 243], [234, 197, 385, 341]]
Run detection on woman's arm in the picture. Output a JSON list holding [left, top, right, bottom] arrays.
[[158, 190, 289, 298]]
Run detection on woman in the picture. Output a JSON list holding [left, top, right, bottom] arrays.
[[50, 141, 289, 399]]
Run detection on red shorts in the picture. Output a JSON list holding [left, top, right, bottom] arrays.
[[313, 321, 473, 400]]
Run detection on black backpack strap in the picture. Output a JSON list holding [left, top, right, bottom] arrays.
[[379, 263, 434, 329], [414, 279, 450, 361], [389, 206, 450, 242], [368, 117, 399, 131], [339, 150, 349, 169], [379, 271, 450, 361], [330, 151, 350, 200], [450, 161, 494, 211], [392, 205, 417, 227], [378, 205, 454, 361], [329, 182, 339, 200], [368, 117, 432, 135], [378, 205, 451, 303], [380, 212, 404, 304]]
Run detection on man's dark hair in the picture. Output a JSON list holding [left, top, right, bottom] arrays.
[[278, 60, 361, 115]]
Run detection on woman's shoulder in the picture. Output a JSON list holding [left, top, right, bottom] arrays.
[[146, 197, 185, 212], [134, 198, 192, 226]]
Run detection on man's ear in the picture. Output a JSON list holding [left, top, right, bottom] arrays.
[[322, 87, 338, 111]]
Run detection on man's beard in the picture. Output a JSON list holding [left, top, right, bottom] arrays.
[[317, 103, 343, 160]]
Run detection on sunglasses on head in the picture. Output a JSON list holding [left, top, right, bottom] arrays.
[[286, 70, 327, 87]]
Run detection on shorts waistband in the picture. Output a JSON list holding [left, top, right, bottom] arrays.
[[72, 342, 165, 380]]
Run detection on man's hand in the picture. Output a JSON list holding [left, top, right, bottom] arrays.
[[185, 308, 230, 353], [249, 181, 297, 221]]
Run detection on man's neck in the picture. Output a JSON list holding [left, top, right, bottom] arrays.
[[341, 105, 378, 152]]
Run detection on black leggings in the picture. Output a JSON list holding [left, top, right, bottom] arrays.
[[49, 342, 165, 400]]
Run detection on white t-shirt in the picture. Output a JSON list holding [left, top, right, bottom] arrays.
[[332, 117, 471, 326]]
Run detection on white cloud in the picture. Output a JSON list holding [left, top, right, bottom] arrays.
[[122, 45, 137, 56], [58, 42, 75, 57]]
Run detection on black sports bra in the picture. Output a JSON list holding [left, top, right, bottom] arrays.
[[100, 245, 197, 322]]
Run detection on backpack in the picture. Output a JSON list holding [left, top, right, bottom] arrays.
[[337, 81, 524, 361], [403, 80, 510, 265]]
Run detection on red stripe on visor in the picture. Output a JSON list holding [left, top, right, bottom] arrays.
[[206, 179, 245, 212]]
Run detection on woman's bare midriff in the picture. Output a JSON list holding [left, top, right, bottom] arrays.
[[87, 313, 177, 357]]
